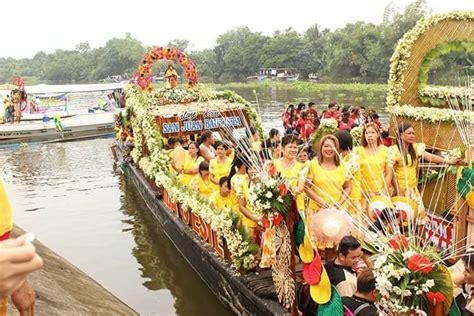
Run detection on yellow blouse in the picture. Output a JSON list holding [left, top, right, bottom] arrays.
[[178, 154, 204, 186], [356, 146, 393, 194], [392, 143, 425, 190], [209, 157, 232, 183], [231, 174, 256, 228], [308, 160, 348, 210], [343, 152, 362, 201], [273, 159, 308, 211], [209, 191, 236, 210], [190, 175, 214, 198], [0, 180, 12, 236]]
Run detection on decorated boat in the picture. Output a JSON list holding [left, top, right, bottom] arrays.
[[116, 46, 287, 315], [386, 11, 474, 256], [0, 82, 124, 145], [116, 11, 474, 316]]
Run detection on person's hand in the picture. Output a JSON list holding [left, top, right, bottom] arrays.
[[0, 235, 43, 300], [449, 158, 467, 166], [11, 280, 35, 316]]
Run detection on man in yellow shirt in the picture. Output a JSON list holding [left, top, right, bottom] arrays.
[[209, 176, 235, 210]]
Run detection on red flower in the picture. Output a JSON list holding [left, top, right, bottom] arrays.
[[426, 291, 445, 304], [268, 164, 277, 177], [262, 216, 270, 229], [407, 254, 432, 274], [273, 213, 283, 226], [388, 234, 409, 250], [278, 182, 288, 196]]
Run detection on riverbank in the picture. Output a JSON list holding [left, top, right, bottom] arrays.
[[208, 81, 388, 94], [7, 226, 137, 316]]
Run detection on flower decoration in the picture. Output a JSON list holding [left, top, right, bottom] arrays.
[[134, 46, 199, 91], [426, 291, 446, 305], [310, 118, 338, 145], [407, 253, 433, 274], [123, 79, 266, 271], [248, 168, 293, 218], [368, 240, 452, 314], [388, 234, 409, 250]]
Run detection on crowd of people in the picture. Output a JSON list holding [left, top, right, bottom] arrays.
[[160, 99, 472, 314], [282, 101, 392, 146]]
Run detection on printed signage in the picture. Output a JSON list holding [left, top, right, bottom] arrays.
[[155, 109, 248, 136], [162, 189, 225, 258], [424, 212, 454, 251]]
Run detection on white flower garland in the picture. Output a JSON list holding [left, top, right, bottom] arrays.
[[386, 11, 474, 110], [155, 172, 257, 269], [124, 84, 264, 270], [386, 104, 474, 124], [419, 86, 467, 100]]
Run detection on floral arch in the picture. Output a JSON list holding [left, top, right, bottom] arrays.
[[386, 11, 474, 151], [134, 47, 198, 91], [387, 11, 474, 109]]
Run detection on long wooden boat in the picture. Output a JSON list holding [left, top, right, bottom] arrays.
[[117, 148, 287, 315]]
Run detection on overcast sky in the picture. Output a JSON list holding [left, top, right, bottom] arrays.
[[0, 0, 472, 58]]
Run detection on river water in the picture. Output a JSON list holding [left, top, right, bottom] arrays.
[[0, 86, 386, 315]]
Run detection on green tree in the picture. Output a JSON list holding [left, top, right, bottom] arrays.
[[215, 27, 269, 81], [92, 33, 145, 80]]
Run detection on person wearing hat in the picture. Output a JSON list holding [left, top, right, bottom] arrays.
[[324, 235, 361, 297], [342, 269, 378, 316]]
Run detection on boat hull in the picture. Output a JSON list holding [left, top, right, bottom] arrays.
[[0, 113, 115, 145], [120, 157, 285, 315]]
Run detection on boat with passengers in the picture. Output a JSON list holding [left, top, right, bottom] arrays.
[[0, 81, 125, 145]]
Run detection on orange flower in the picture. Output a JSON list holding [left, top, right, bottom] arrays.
[[278, 182, 288, 196], [388, 234, 409, 250], [426, 291, 445, 305], [273, 213, 283, 226], [268, 164, 277, 176], [407, 254, 432, 274]]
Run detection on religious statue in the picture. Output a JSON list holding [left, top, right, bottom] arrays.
[[164, 65, 178, 89]]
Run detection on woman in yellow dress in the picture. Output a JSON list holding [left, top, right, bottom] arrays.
[[189, 161, 214, 199], [228, 155, 261, 242], [178, 142, 204, 186], [272, 135, 307, 197], [306, 135, 351, 259], [392, 123, 462, 216], [335, 130, 362, 214], [355, 122, 393, 211], [209, 141, 232, 189], [209, 176, 234, 210]]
